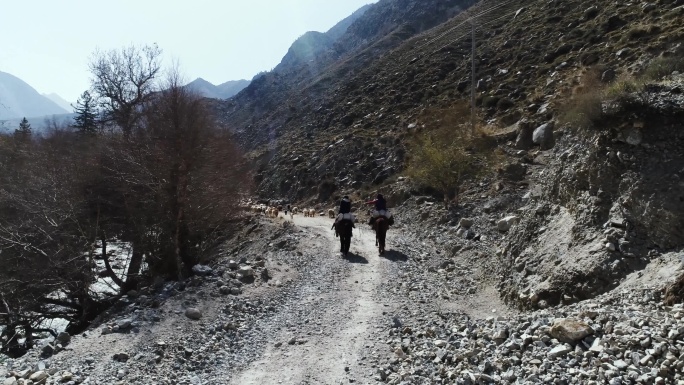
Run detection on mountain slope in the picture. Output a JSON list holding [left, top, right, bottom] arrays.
[[274, 4, 373, 75], [215, 0, 683, 199], [210, 0, 684, 311], [43, 93, 73, 112], [0, 71, 69, 120], [216, 79, 250, 98]]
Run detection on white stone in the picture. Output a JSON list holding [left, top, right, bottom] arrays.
[[238, 266, 254, 277], [497, 216, 520, 232], [548, 345, 572, 357]]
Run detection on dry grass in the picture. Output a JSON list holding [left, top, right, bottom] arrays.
[[405, 101, 496, 206], [642, 55, 684, 80], [558, 69, 606, 129], [558, 52, 679, 130]]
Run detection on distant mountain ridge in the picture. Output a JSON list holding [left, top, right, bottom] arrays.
[[43, 93, 73, 112], [0, 71, 69, 120], [185, 78, 250, 100], [275, 4, 373, 74]]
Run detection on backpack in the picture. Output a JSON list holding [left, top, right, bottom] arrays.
[[339, 199, 351, 214]]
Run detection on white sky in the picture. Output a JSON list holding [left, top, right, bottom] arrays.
[[0, 0, 376, 103]]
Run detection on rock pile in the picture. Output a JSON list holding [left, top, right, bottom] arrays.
[[376, 288, 684, 384]]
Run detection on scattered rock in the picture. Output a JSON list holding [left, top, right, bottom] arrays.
[[549, 318, 594, 344], [497, 216, 520, 232], [532, 122, 555, 150], [458, 218, 474, 229], [185, 308, 202, 320], [192, 264, 213, 276]]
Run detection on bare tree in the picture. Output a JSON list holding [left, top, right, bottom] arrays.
[[0, 131, 111, 357], [89, 44, 162, 137], [133, 70, 252, 278]]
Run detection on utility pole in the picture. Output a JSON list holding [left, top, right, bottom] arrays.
[[470, 21, 476, 137]]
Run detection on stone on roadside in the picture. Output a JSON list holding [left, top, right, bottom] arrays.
[[28, 371, 48, 383], [548, 344, 572, 358], [458, 218, 474, 229], [41, 343, 55, 356], [238, 266, 254, 277], [118, 319, 132, 330], [113, 352, 130, 362], [185, 308, 202, 320], [191, 264, 213, 276], [56, 331, 71, 344], [533, 122, 555, 150], [497, 216, 520, 232], [549, 318, 594, 344]]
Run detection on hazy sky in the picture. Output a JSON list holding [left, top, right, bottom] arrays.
[[0, 0, 376, 103]]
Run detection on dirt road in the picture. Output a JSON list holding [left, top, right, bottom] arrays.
[[231, 214, 396, 384]]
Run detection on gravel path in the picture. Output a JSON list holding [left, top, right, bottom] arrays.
[[1, 213, 514, 384], [230, 215, 397, 384]]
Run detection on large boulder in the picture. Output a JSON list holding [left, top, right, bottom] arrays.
[[549, 318, 594, 344], [533, 122, 555, 150], [514, 120, 534, 150]]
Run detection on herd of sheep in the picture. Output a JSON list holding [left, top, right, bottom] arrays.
[[246, 204, 321, 219]]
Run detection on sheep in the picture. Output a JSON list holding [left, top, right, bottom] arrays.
[[293, 207, 299, 215], [307, 208, 315, 217], [328, 209, 335, 218]]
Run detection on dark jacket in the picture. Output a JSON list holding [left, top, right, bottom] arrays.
[[339, 198, 351, 214]]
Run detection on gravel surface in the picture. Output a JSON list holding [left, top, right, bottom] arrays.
[[2, 213, 682, 384]]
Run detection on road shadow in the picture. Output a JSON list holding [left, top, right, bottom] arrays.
[[342, 252, 369, 264], [380, 249, 409, 262]]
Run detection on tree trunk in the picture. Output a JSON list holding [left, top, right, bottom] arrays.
[[122, 237, 143, 292], [175, 160, 193, 278]]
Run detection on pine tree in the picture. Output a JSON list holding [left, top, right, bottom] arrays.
[[14, 117, 32, 141], [72, 91, 98, 134]]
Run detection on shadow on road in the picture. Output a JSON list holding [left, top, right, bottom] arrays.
[[380, 250, 409, 262], [342, 252, 369, 264]]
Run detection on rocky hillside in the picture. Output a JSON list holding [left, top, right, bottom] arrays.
[[210, 0, 684, 309], [214, 0, 683, 199]]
